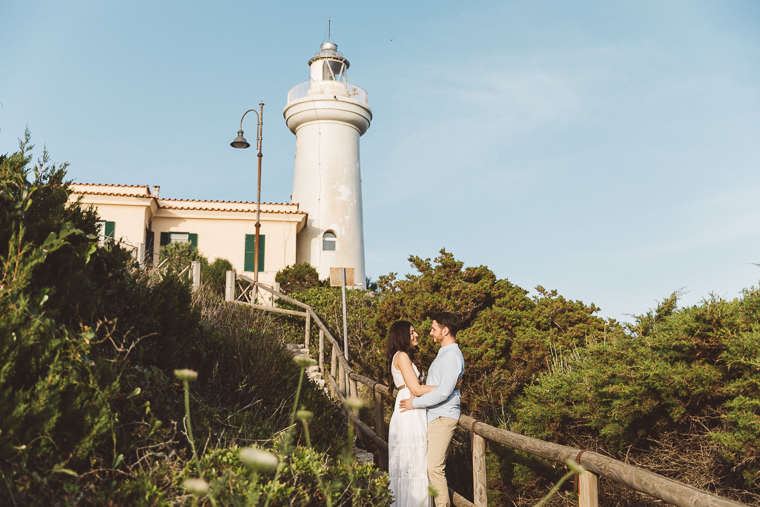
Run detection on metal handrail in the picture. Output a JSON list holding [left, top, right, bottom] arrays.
[[286, 81, 369, 104]]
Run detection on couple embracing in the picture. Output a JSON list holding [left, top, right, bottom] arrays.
[[386, 312, 465, 507]]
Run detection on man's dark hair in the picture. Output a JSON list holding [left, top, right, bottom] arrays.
[[432, 312, 460, 338]]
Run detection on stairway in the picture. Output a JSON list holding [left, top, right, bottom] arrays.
[[285, 343, 326, 392], [284, 342, 374, 465]]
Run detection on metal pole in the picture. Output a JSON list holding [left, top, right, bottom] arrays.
[[341, 268, 349, 389], [253, 102, 264, 303]]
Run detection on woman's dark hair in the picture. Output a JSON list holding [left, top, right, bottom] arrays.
[[386, 320, 424, 389]]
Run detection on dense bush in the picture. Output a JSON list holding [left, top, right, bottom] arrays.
[[275, 262, 326, 294], [282, 251, 759, 505], [0, 133, 371, 505], [367, 250, 615, 421], [514, 291, 760, 494], [159, 240, 233, 296]]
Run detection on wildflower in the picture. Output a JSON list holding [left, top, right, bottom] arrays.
[[293, 356, 317, 368], [345, 396, 364, 410], [183, 478, 209, 494], [297, 410, 314, 421], [174, 369, 198, 382], [240, 447, 279, 472], [565, 458, 585, 475]]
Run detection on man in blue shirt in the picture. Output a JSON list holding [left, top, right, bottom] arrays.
[[400, 312, 465, 507]]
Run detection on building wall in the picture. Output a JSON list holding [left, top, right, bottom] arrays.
[[151, 209, 303, 284], [77, 195, 153, 251], [69, 189, 306, 288], [285, 97, 371, 287]]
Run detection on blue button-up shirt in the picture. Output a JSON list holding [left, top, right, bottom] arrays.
[[412, 343, 465, 423]]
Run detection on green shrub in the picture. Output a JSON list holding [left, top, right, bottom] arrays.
[[513, 291, 760, 490], [0, 132, 119, 483], [275, 262, 325, 294], [158, 241, 233, 297], [1, 133, 362, 505]]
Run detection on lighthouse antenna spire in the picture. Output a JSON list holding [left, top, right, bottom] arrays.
[[328, 17, 331, 42]]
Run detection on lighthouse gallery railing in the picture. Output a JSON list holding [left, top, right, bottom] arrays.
[[287, 81, 369, 105]]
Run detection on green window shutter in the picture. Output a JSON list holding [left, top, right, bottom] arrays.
[[160, 232, 170, 246], [244, 234, 265, 272], [146, 229, 155, 261], [258, 235, 265, 272], [189, 233, 198, 248], [146, 229, 154, 251], [104, 221, 115, 239]]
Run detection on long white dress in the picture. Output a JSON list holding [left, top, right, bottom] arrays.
[[388, 352, 434, 507]]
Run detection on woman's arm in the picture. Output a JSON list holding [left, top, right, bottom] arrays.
[[395, 352, 436, 397]]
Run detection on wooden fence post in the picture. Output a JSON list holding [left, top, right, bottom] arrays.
[[225, 270, 236, 302], [330, 347, 338, 399], [305, 312, 311, 350], [319, 329, 324, 375], [374, 388, 387, 471], [579, 471, 598, 507], [191, 261, 201, 292], [473, 433, 487, 507], [339, 363, 346, 397], [349, 378, 359, 415]]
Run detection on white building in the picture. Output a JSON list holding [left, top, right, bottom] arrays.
[[70, 183, 306, 288], [69, 41, 370, 288]]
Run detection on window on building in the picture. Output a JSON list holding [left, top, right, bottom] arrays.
[[160, 232, 198, 248], [96, 220, 115, 245], [145, 228, 155, 265], [322, 60, 346, 82], [97, 220, 115, 238], [322, 231, 336, 251], [244, 234, 266, 272]]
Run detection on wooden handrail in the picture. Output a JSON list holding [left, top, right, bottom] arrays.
[[457, 415, 745, 507], [325, 365, 388, 451], [231, 277, 748, 507]]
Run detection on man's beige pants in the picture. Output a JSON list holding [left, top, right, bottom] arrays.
[[428, 417, 459, 507]]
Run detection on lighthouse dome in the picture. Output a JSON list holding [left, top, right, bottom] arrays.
[[308, 42, 350, 69]]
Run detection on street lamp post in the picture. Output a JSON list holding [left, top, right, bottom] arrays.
[[231, 102, 264, 295]]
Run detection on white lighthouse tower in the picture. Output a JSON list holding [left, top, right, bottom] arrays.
[[283, 42, 372, 287]]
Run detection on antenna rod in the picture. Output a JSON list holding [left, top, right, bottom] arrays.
[[329, 17, 331, 42]]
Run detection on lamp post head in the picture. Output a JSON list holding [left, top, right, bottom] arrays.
[[230, 130, 250, 149]]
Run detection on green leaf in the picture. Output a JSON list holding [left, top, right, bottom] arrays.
[[52, 466, 78, 477]]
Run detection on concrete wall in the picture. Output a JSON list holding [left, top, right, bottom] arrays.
[[284, 92, 371, 287], [151, 209, 304, 281], [76, 194, 153, 251], [69, 188, 306, 286]]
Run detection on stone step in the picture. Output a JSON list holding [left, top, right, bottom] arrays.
[[353, 447, 374, 464]]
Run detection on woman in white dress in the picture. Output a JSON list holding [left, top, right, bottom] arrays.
[[386, 321, 437, 507]]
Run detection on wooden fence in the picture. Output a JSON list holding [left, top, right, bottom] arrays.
[[226, 276, 747, 507]]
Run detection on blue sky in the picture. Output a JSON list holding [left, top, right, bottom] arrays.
[[2, 1, 759, 323]]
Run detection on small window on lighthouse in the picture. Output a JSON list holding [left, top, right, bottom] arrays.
[[322, 231, 337, 251]]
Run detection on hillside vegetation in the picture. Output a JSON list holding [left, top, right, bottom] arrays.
[[0, 133, 389, 505], [3, 131, 758, 506], [283, 253, 760, 505]]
